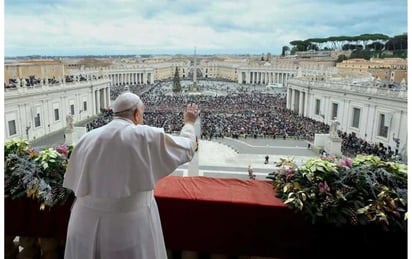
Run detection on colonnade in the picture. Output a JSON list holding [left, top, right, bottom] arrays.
[[107, 72, 153, 86], [94, 87, 110, 113], [287, 88, 307, 116], [239, 71, 294, 85]]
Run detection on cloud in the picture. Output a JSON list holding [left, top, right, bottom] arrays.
[[4, 0, 408, 56]]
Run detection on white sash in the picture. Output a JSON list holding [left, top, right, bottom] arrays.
[[75, 191, 153, 213]]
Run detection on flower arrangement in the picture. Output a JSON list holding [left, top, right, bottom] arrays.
[[4, 138, 74, 210], [267, 154, 407, 232]]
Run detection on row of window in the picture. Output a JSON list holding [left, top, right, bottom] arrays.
[[7, 101, 88, 137], [314, 99, 389, 138]]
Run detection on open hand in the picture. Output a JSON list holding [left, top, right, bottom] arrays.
[[184, 103, 199, 124]]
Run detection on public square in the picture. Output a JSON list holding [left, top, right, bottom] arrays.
[[31, 126, 318, 181]]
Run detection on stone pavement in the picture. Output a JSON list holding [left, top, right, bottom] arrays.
[[196, 140, 311, 169], [174, 138, 319, 180]]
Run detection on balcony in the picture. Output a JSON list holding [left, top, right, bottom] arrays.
[[5, 176, 406, 259]]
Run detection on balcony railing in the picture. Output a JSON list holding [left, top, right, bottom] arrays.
[[5, 176, 407, 259]]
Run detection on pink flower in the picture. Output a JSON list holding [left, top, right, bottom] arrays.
[[339, 158, 353, 168], [285, 168, 295, 179], [55, 145, 68, 158], [28, 148, 38, 157], [318, 181, 330, 193]]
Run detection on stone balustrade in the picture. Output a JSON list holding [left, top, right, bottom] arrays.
[[289, 78, 407, 99]]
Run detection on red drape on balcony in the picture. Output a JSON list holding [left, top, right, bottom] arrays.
[[154, 176, 311, 258], [5, 176, 407, 258], [6, 176, 311, 257]]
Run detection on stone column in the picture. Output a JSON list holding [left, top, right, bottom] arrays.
[[299, 89, 304, 115], [291, 89, 296, 111], [101, 88, 107, 108], [286, 88, 291, 109], [143, 73, 147, 85], [306, 89, 311, 117], [300, 91, 307, 116], [96, 90, 101, 114]]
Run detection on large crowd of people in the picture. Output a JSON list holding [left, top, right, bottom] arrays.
[[339, 131, 401, 161], [85, 80, 399, 161]]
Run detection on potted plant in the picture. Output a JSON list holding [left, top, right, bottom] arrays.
[[5, 138, 74, 209], [267, 154, 407, 258]]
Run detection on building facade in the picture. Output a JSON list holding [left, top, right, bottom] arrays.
[[286, 77, 407, 160], [336, 58, 407, 84], [5, 78, 110, 141]]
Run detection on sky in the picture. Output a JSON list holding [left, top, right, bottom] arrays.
[[3, 0, 409, 57]]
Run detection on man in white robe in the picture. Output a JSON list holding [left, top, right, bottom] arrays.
[[63, 92, 198, 259]]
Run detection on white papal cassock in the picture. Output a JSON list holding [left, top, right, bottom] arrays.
[[63, 117, 196, 259]]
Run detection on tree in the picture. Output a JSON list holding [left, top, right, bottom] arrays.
[[385, 34, 408, 50], [290, 40, 309, 51], [281, 46, 290, 56], [172, 67, 182, 94], [366, 42, 385, 51], [336, 54, 348, 63]]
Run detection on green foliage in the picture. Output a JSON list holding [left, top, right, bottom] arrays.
[[385, 34, 408, 50], [4, 138, 74, 209], [336, 54, 348, 63], [281, 46, 290, 56], [267, 155, 407, 232], [288, 33, 407, 55], [289, 40, 308, 51], [349, 50, 375, 60]]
